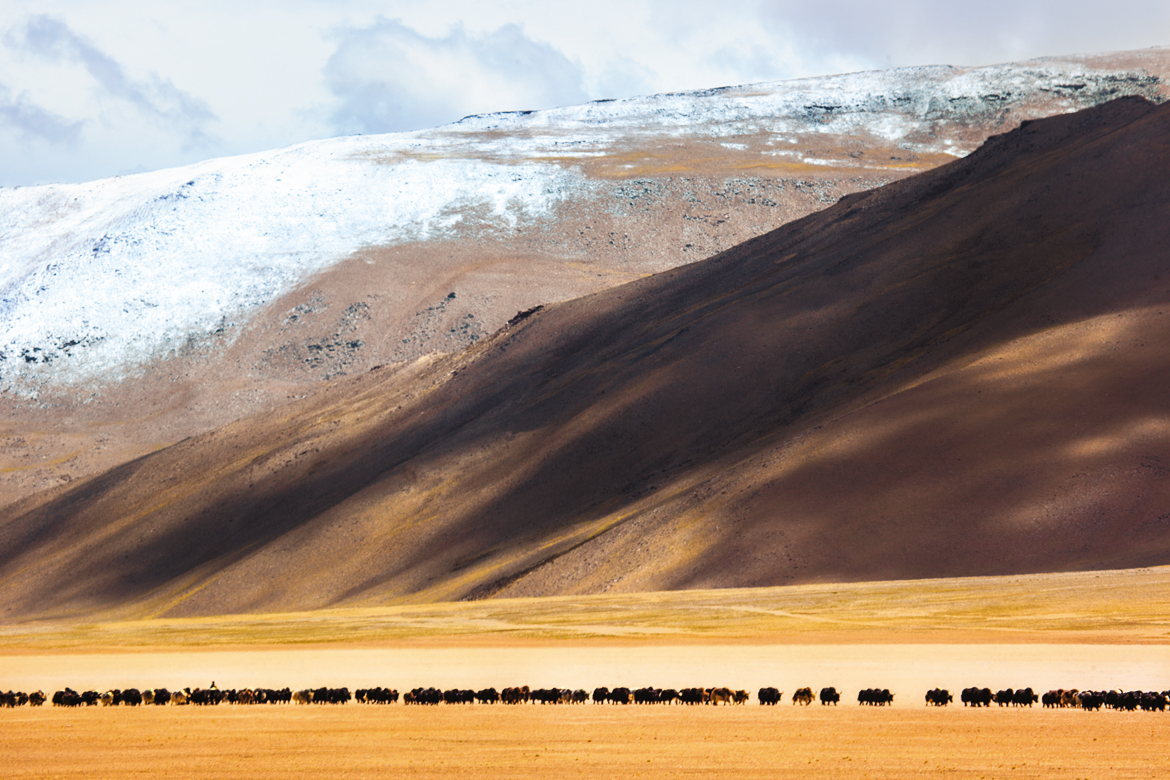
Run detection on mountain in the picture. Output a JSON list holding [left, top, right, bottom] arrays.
[[2, 49, 1169, 510], [2, 94, 1169, 620]]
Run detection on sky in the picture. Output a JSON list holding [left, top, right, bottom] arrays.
[[1, 0, 1168, 187]]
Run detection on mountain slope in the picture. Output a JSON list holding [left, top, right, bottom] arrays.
[[2, 49, 1169, 509], [2, 96, 1169, 620]]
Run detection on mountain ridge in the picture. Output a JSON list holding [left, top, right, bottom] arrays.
[[3, 49, 1169, 509], [3, 50, 1168, 396], [3, 95, 1168, 619]]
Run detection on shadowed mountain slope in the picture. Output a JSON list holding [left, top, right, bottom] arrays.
[[4, 49, 1170, 511], [3, 96, 1170, 620]]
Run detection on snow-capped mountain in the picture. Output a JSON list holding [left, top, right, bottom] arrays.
[[2, 53, 1166, 398], [1, 142, 580, 393], [6, 94, 1170, 617]]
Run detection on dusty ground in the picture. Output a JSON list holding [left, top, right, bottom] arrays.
[[3, 571, 1170, 778], [2, 644, 1170, 779], [3, 642, 1170, 701], [6, 704, 1170, 780]]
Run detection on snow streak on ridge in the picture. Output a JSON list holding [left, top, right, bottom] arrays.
[[0, 57, 1162, 396], [0, 139, 582, 395]]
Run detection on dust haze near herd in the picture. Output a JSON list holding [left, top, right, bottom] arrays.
[[3, 48, 1170, 620]]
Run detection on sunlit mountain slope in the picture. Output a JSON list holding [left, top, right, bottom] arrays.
[[2, 96, 1169, 619]]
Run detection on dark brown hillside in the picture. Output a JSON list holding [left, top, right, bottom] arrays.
[[6, 49, 1170, 512], [3, 97, 1170, 619]]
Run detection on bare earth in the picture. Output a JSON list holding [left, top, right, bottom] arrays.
[[4, 571, 1170, 778], [4, 690, 1170, 779], [3, 643, 1170, 779], [5, 50, 1170, 513]]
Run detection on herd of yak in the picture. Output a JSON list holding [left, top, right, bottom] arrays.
[[1, 684, 1168, 711]]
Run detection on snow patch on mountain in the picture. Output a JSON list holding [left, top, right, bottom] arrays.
[[0, 138, 585, 395], [444, 62, 1158, 146], [0, 57, 1163, 396]]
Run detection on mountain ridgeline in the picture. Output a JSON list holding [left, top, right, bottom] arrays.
[[4, 50, 1169, 510], [3, 96, 1170, 619]]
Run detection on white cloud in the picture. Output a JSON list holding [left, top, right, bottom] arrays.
[[755, 0, 1170, 69], [8, 14, 217, 147], [0, 0, 1168, 186], [0, 81, 83, 144], [323, 18, 590, 134]]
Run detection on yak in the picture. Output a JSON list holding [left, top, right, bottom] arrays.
[[858, 688, 894, 706], [758, 687, 783, 705], [961, 687, 992, 707], [925, 689, 953, 706]]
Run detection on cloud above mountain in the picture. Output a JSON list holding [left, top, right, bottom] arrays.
[[0, 0, 1168, 187], [755, 0, 1170, 68], [8, 15, 216, 149], [0, 81, 81, 145], [323, 18, 590, 135]]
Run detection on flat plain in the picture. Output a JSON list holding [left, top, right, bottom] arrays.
[[5, 703, 1170, 780], [3, 568, 1170, 778]]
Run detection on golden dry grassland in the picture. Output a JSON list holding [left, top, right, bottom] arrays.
[[3, 568, 1170, 779], [4, 703, 1170, 780], [3, 565, 1169, 649]]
